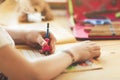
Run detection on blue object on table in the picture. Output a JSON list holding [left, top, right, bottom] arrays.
[[83, 19, 111, 25]]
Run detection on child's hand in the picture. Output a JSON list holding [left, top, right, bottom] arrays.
[[24, 30, 56, 53], [64, 41, 101, 62]]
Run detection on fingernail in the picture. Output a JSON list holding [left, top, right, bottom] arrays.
[[41, 41, 47, 46], [37, 37, 47, 46]]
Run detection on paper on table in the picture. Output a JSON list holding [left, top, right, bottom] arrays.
[[16, 42, 102, 72], [8, 22, 77, 44]]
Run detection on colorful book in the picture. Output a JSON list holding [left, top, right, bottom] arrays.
[[65, 59, 102, 73]]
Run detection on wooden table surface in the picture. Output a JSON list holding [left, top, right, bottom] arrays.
[[10, 15, 120, 80], [55, 40, 120, 80], [51, 16, 120, 80], [16, 17, 120, 80]]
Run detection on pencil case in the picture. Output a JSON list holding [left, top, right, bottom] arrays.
[[67, 0, 120, 40]]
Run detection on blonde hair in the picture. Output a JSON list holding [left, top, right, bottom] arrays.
[[0, 0, 36, 13], [16, 0, 35, 13], [0, 0, 35, 25]]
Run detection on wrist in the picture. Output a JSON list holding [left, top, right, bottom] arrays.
[[15, 31, 26, 44], [63, 50, 76, 63], [0, 28, 15, 48], [21, 31, 29, 44], [8, 29, 27, 44]]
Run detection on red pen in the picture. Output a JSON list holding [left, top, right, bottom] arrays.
[[42, 23, 51, 55]]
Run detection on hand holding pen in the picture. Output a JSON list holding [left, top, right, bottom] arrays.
[[42, 23, 52, 55], [22, 23, 56, 54]]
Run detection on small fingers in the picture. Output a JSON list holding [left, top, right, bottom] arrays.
[[91, 50, 101, 59], [87, 41, 100, 50], [36, 35, 47, 46], [86, 41, 101, 59], [91, 45, 101, 50], [50, 33, 56, 53], [37, 32, 56, 54]]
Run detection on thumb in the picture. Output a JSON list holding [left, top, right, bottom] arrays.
[[36, 35, 47, 46]]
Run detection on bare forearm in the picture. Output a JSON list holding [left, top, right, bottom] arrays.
[[33, 52, 72, 80], [0, 45, 37, 80], [6, 29, 26, 44], [0, 45, 72, 80]]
